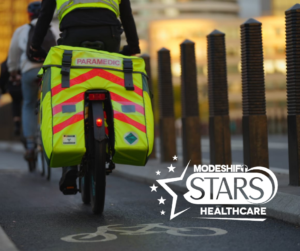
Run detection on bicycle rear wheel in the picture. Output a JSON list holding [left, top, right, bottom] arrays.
[[80, 165, 90, 204], [89, 138, 106, 215], [46, 162, 51, 181]]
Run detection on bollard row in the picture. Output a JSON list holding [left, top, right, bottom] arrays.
[[241, 18, 266, 116], [157, 48, 177, 162], [286, 4, 300, 116], [285, 4, 300, 186], [207, 30, 229, 117], [207, 30, 232, 165], [240, 18, 269, 169], [158, 48, 175, 118], [180, 40, 202, 165]]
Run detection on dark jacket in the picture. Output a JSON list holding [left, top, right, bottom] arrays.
[[31, 0, 140, 54]]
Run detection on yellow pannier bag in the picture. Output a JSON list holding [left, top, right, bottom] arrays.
[[39, 45, 154, 167]]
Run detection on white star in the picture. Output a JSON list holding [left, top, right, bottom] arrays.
[[158, 196, 166, 205], [156, 170, 161, 175], [150, 184, 158, 192], [160, 210, 166, 215], [167, 164, 176, 172], [173, 155, 178, 161], [157, 161, 191, 220]]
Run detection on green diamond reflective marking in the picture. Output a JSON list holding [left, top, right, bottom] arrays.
[[125, 133, 138, 145]]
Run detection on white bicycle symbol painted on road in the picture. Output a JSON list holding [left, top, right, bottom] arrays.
[[61, 223, 227, 243]]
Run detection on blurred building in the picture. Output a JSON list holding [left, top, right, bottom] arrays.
[[0, 0, 59, 64], [239, 0, 300, 18], [272, 0, 299, 15], [0, 0, 39, 63], [238, 0, 264, 18], [149, 16, 286, 120], [130, 0, 239, 49]]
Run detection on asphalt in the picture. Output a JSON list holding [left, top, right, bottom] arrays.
[[0, 150, 300, 251]]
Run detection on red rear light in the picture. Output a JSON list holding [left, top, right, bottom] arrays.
[[96, 118, 103, 127], [89, 93, 106, 100]]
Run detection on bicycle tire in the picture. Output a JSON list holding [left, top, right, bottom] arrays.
[[46, 163, 51, 181], [89, 138, 106, 215], [28, 160, 36, 172], [37, 147, 45, 176], [80, 173, 90, 204], [40, 147, 50, 180]]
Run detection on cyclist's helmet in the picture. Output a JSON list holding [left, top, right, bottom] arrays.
[[27, 1, 41, 19]]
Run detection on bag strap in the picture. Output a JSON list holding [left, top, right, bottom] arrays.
[[123, 59, 134, 91], [61, 50, 72, 88]]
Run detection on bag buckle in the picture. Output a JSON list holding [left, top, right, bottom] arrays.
[[61, 50, 73, 88], [124, 60, 133, 73], [61, 66, 70, 76], [123, 59, 134, 91]]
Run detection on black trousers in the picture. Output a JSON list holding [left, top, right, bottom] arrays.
[[58, 26, 122, 53], [7, 82, 22, 118]]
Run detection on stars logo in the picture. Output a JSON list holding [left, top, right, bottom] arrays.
[[157, 161, 191, 220], [158, 196, 166, 205], [167, 164, 176, 172], [150, 184, 158, 192], [151, 158, 189, 218]]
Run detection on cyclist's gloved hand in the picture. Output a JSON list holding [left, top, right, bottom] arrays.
[[120, 45, 140, 56], [29, 45, 47, 63]]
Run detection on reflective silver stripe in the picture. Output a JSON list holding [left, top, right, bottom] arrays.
[[57, 1, 70, 20], [57, 0, 119, 20]]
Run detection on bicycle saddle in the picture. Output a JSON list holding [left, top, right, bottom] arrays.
[[80, 41, 105, 50]]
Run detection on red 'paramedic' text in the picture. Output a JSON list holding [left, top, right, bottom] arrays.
[[76, 58, 121, 67]]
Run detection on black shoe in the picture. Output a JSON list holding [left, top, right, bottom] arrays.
[[59, 166, 78, 195]]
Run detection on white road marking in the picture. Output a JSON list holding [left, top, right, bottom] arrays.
[[61, 223, 228, 243]]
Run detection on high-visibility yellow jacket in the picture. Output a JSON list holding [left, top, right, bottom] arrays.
[[56, 0, 121, 22]]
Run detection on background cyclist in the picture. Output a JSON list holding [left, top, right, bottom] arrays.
[[7, 2, 47, 161]]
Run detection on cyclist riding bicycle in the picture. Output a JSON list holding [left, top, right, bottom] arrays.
[[7, 2, 56, 162], [29, 0, 141, 194]]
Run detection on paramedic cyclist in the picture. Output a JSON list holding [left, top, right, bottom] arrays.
[[29, 0, 140, 194]]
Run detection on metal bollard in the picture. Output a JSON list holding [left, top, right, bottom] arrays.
[[207, 30, 232, 165], [240, 18, 269, 169], [286, 4, 300, 185], [180, 40, 202, 165], [141, 54, 156, 159], [157, 48, 177, 162]]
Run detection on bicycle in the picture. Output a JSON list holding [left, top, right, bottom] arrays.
[[76, 41, 116, 214]]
